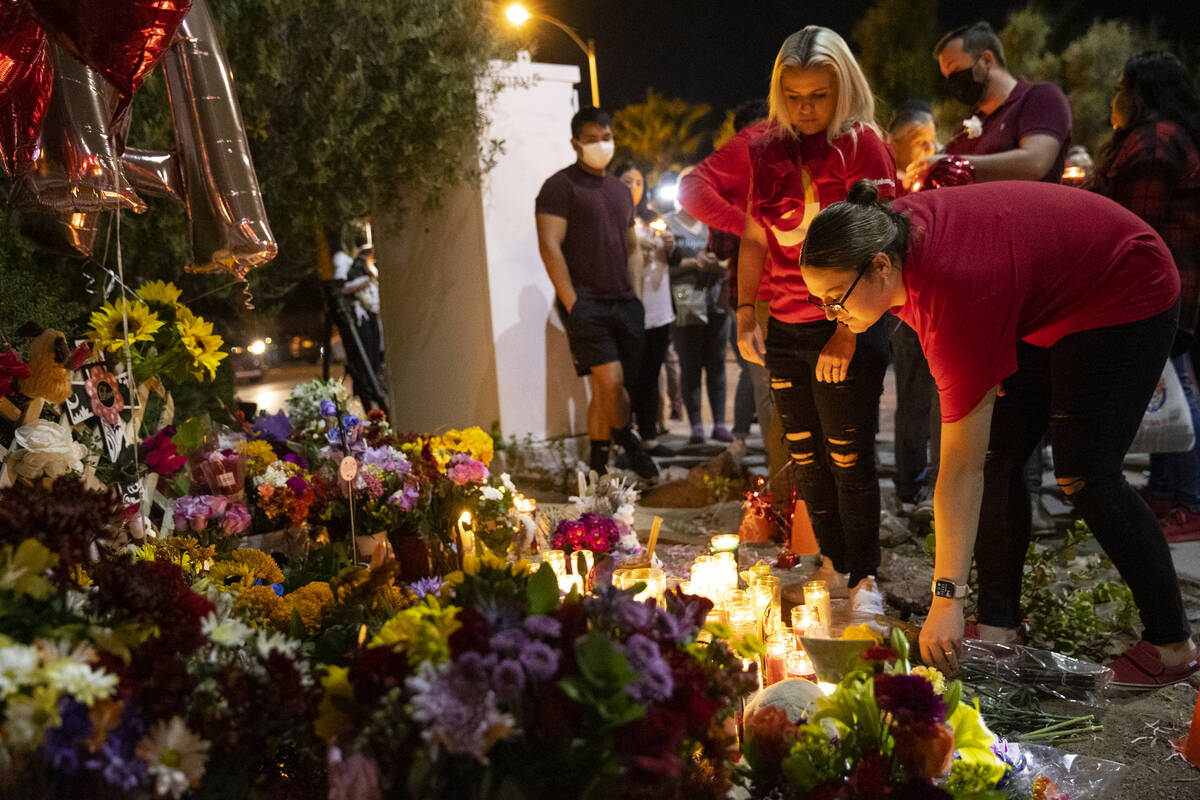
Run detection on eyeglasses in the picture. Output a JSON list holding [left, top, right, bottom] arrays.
[[806, 256, 873, 316]]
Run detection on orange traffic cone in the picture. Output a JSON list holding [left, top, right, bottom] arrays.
[[790, 498, 819, 556], [1175, 688, 1200, 768]]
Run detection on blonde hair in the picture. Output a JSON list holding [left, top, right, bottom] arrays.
[[768, 26, 879, 143]]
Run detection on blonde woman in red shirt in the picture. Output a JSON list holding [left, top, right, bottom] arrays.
[[736, 26, 897, 615]]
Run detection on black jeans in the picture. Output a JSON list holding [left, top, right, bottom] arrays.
[[673, 311, 731, 428], [628, 323, 672, 440], [890, 318, 940, 501], [975, 305, 1190, 645], [766, 316, 889, 585]]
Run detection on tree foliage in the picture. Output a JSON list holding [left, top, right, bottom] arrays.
[[851, 0, 938, 123], [611, 89, 711, 183], [1, 0, 508, 338]]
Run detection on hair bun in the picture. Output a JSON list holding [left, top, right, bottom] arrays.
[[845, 180, 880, 205]]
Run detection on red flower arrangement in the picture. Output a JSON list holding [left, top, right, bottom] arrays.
[[0, 347, 31, 397], [551, 512, 620, 554], [142, 425, 187, 475]]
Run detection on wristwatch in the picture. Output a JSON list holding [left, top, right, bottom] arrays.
[[932, 579, 969, 599]]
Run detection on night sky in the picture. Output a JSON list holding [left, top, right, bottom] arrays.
[[512, 0, 1198, 118]]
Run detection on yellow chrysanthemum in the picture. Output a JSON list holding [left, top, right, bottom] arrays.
[[441, 427, 494, 466], [245, 440, 278, 478], [911, 665, 946, 694], [840, 623, 883, 644], [135, 280, 183, 307], [87, 299, 164, 353], [370, 597, 460, 667], [314, 666, 353, 742], [234, 584, 287, 628], [282, 581, 334, 634], [176, 307, 228, 379]]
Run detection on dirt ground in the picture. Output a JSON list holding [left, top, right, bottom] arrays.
[[552, 497, 1200, 799]]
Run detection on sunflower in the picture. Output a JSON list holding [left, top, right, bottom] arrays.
[[135, 280, 183, 307], [87, 299, 164, 353], [176, 308, 228, 379]]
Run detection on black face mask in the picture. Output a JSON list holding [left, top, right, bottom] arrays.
[[943, 57, 987, 107]]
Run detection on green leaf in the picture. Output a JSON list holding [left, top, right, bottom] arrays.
[[526, 562, 559, 615], [289, 607, 306, 639], [172, 414, 211, 455], [575, 631, 630, 690]]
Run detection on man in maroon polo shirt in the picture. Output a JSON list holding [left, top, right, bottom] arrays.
[[908, 22, 1072, 186]]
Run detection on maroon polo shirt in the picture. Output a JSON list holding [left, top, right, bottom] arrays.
[[945, 78, 1072, 182]]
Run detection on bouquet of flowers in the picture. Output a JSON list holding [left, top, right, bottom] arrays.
[[740, 629, 1010, 799], [317, 552, 758, 799]]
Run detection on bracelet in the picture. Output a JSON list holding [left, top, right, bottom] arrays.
[[736, 303, 755, 311]]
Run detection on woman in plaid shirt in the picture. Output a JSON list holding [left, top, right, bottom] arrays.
[[1092, 51, 1200, 542]]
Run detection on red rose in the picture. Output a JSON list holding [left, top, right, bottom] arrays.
[[847, 750, 892, 797]]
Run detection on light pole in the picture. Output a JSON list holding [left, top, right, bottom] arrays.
[[505, 3, 599, 108]]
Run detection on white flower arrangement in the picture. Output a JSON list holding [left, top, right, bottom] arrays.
[[8, 419, 86, 481], [285, 378, 349, 430]]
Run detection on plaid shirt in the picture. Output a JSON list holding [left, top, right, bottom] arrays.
[[1091, 119, 1200, 339]]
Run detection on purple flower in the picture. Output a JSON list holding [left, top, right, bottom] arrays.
[[362, 445, 410, 474], [85, 704, 148, 791], [617, 599, 654, 631], [388, 477, 421, 511], [320, 398, 337, 418], [342, 413, 360, 430], [251, 410, 293, 444], [492, 659, 526, 702], [490, 628, 529, 656], [874, 673, 947, 725], [40, 697, 91, 772], [173, 495, 214, 531], [410, 577, 444, 599], [221, 502, 252, 536], [523, 615, 562, 640], [518, 640, 559, 681], [627, 656, 674, 702], [283, 452, 308, 468], [624, 633, 661, 670], [456, 651, 489, 684], [285, 475, 309, 494], [326, 427, 343, 446]]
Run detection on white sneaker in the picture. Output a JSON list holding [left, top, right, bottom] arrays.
[[850, 576, 885, 618], [810, 555, 850, 598]]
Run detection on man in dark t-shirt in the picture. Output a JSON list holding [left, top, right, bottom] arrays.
[[536, 107, 657, 478], [908, 22, 1072, 187]]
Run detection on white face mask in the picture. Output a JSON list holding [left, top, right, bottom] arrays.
[[579, 140, 615, 170]]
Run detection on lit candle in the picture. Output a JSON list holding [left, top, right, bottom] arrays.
[[629, 567, 666, 604], [573, 549, 595, 579], [790, 603, 824, 647], [764, 633, 790, 686], [514, 494, 537, 551], [558, 572, 583, 596], [757, 575, 781, 633], [749, 584, 773, 636], [710, 533, 739, 553], [457, 511, 476, 560], [545, 550, 567, 580], [804, 580, 832, 633], [785, 649, 816, 681], [728, 600, 756, 641]]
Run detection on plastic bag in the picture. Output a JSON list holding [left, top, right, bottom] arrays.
[[959, 640, 1113, 708], [991, 741, 1127, 799], [1129, 360, 1195, 454]]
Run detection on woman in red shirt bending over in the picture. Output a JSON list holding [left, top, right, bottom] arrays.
[[736, 27, 896, 613], [800, 179, 1199, 688]]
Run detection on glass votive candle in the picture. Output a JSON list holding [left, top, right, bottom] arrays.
[[785, 649, 816, 681], [710, 533, 740, 554], [558, 572, 583, 596], [629, 567, 666, 604], [764, 632, 791, 686], [748, 584, 773, 635], [804, 580, 832, 632], [545, 550, 567, 579], [728, 601, 757, 640], [790, 603, 824, 646], [573, 549, 595, 578], [757, 575, 781, 632], [747, 562, 772, 586]]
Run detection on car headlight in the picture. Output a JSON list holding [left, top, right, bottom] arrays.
[[248, 339, 267, 355]]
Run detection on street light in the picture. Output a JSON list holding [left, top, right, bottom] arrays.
[[504, 3, 599, 108]]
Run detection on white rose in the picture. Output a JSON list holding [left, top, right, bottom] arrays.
[[614, 503, 635, 527], [10, 420, 86, 481], [480, 486, 503, 501], [963, 115, 983, 139]]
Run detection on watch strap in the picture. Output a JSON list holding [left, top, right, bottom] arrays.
[[932, 579, 969, 599]]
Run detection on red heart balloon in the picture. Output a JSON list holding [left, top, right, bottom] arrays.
[[0, 35, 52, 176], [23, 0, 192, 97], [1, 0, 45, 101]]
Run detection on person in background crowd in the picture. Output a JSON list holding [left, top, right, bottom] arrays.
[[924, 20, 1076, 608], [664, 168, 732, 445], [535, 107, 658, 480], [1091, 51, 1200, 542], [800, 179, 1198, 688], [335, 233, 383, 405], [681, 99, 777, 465], [885, 100, 940, 522], [616, 162, 677, 457], [736, 26, 895, 615]]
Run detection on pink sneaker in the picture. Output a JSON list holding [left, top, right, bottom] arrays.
[[1107, 640, 1200, 688], [1161, 506, 1200, 543]]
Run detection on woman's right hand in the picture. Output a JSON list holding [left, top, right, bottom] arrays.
[[737, 306, 765, 365], [919, 599, 964, 674]]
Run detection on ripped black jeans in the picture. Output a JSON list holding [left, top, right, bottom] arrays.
[[765, 316, 889, 585], [975, 304, 1191, 645]]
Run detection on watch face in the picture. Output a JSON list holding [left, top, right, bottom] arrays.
[[934, 580, 955, 599]]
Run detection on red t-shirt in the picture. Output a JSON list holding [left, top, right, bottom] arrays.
[[679, 121, 773, 300], [749, 124, 897, 322], [893, 182, 1180, 422]]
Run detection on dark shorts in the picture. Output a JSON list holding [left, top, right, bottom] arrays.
[[561, 297, 645, 377]]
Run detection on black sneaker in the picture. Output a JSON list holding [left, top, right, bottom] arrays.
[[628, 448, 660, 480], [645, 442, 676, 457], [912, 487, 934, 524]]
